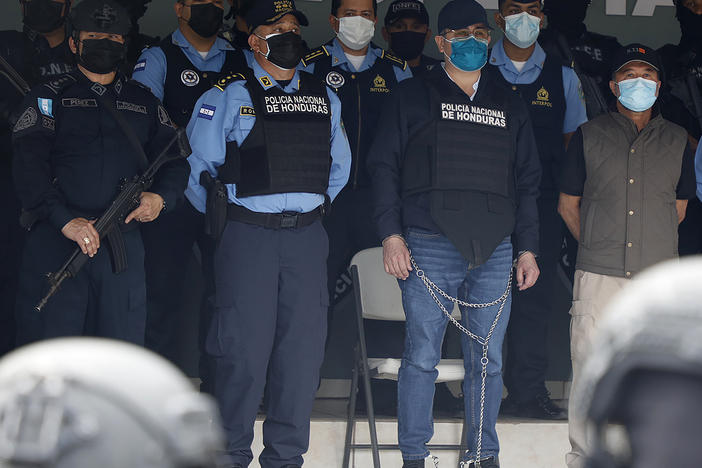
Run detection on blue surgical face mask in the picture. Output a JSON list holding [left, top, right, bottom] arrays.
[[502, 11, 541, 49], [444, 36, 489, 72], [617, 77, 658, 112]]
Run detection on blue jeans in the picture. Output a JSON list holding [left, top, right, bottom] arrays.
[[398, 229, 513, 461]]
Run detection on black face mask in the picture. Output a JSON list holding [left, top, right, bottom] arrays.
[[677, 4, 702, 46], [23, 0, 66, 34], [389, 31, 426, 61], [260, 32, 305, 70], [77, 38, 126, 74], [188, 3, 224, 38]]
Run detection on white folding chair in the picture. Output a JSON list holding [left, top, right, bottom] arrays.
[[342, 247, 467, 468]]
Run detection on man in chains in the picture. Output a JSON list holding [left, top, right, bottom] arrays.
[[367, 1, 541, 466]]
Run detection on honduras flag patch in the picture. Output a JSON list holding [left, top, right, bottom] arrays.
[[133, 60, 146, 72], [37, 98, 53, 117], [198, 104, 216, 120]]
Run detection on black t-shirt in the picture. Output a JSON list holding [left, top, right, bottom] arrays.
[[560, 119, 696, 200]]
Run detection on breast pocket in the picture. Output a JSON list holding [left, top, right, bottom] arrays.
[[59, 105, 100, 143]]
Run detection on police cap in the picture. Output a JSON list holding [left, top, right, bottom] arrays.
[[69, 0, 131, 36], [245, 0, 309, 32], [438, 0, 489, 34], [384, 0, 429, 27], [611, 43, 662, 75]]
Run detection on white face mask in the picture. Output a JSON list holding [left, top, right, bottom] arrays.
[[502, 11, 541, 49], [336, 15, 375, 50]]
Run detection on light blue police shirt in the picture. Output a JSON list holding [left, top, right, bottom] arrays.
[[489, 38, 588, 134], [185, 58, 352, 214], [695, 142, 702, 202], [132, 28, 237, 101], [299, 37, 413, 82]]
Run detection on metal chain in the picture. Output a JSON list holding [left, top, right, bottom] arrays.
[[408, 254, 512, 468]]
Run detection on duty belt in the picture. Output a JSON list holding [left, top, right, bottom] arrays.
[[227, 203, 324, 229]]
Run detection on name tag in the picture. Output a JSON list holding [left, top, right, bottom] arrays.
[[62, 98, 97, 108], [116, 101, 147, 114]]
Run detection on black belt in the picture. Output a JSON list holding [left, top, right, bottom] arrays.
[[227, 203, 324, 229]]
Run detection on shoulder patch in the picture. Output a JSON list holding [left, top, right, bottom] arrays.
[[301, 46, 330, 67], [381, 50, 407, 70], [240, 105, 255, 116], [42, 74, 77, 95], [214, 72, 247, 91]]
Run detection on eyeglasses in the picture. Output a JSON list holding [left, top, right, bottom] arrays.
[[443, 27, 489, 41]]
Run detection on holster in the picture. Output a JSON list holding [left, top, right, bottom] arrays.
[[200, 171, 228, 241]]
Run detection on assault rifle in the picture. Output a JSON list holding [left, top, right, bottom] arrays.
[[35, 128, 191, 311], [554, 33, 610, 119], [0, 53, 30, 96]]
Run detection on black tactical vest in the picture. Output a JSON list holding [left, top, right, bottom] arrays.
[[491, 54, 566, 193], [236, 71, 332, 198], [303, 42, 405, 188], [402, 72, 517, 266], [160, 34, 248, 127]]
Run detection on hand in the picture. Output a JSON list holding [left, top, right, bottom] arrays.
[[515, 252, 540, 291], [125, 192, 164, 224], [61, 218, 100, 257], [383, 236, 412, 280]]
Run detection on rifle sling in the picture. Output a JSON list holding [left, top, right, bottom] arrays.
[[94, 91, 149, 171]]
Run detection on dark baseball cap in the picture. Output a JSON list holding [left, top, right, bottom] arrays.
[[245, 0, 309, 32], [384, 0, 429, 27], [438, 0, 489, 34], [611, 43, 662, 75]]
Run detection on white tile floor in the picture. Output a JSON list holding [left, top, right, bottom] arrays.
[[247, 416, 569, 468]]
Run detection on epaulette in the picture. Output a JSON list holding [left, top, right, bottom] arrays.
[[42, 74, 77, 95], [301, 46, 330, 67], [129, 79, 152, 93], [381, 50, 407, 70], [214, 72, 247, 91]]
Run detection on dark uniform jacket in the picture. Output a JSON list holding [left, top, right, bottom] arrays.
[[368, 66, 541, 262], [12, 71, 190, 232], [0, 28, 75, 167]]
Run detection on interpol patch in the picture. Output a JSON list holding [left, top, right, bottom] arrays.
[[117, 101, 148, 114], [240, 106, 255, 116], [181, 69, 200, 87], [13, 107, 38, 133], [440, 103, 507, 128], [37, 98, 53, 117], [133, 60, 146, 72], [198, 104, 216, 120]]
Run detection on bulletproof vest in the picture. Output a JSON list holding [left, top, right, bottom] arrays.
[[577, 113, 687, 278], [160, 34, 248, 127], [401, 72, 516, 266], [236, 71, 332, 198], [491, 54, 566, 194], [304, 42, 405, 188]]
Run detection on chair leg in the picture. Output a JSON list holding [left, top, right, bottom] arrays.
[[457, 415, 468, 468], [361, 358, 381, 468], [343, 346, 361, 468]]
